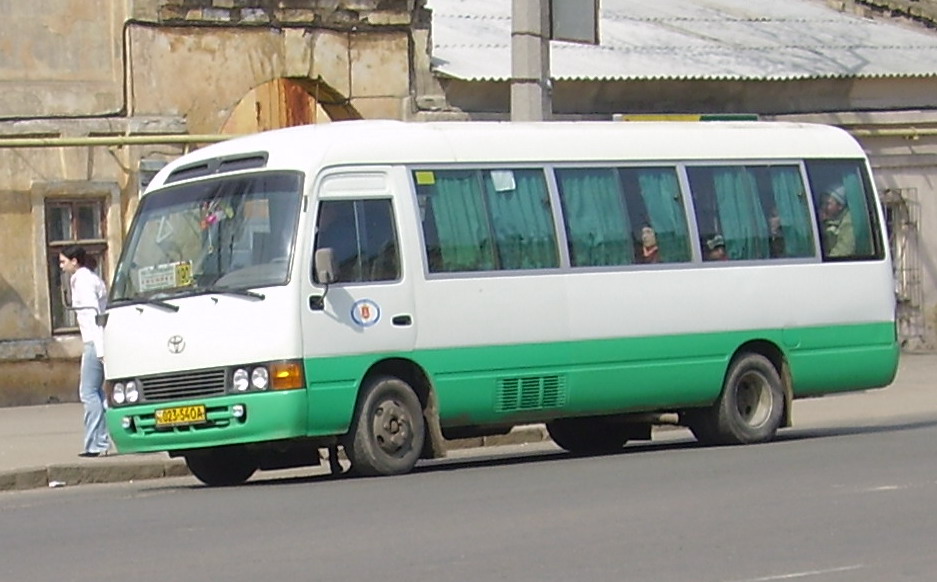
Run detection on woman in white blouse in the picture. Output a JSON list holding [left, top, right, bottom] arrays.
[[59, 246, 110, 457]]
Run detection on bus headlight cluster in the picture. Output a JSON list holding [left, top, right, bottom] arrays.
[[233, 366, 269, 392], [112, 381, 140, 405]]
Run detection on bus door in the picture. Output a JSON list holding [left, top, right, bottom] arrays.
[[299, 171, 417, 433]]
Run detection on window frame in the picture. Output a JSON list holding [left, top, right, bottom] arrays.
[[803, 158, 885, 262], [409, 157, 882, 279], [683, 162, 819, 263], [412, 166, 561, 276], [312, 197, 402, 285]]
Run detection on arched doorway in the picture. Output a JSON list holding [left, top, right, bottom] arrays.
[[220, 78, 360, 134]]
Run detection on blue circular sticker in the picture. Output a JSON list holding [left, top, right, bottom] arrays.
[[351, 299, 381, 327]]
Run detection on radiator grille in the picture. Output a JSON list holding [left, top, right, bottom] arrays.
[[497, 375, 566, 412], [140, 368, 227, 403]]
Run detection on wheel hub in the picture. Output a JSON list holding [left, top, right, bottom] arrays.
[[372, 399, 411, 455], [736, 371, 772, 428]]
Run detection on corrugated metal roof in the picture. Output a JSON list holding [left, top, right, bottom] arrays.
[[427, 0, 937, 81]]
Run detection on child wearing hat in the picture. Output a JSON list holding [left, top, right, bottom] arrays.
[[704, 234, 728, 261]]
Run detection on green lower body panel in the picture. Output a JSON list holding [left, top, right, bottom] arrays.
[[110, 321, 898, 454], [305, 321, 899, 428], [107, 390, 308, 455]]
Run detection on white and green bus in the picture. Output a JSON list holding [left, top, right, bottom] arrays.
[[103, 120, 899, 486]]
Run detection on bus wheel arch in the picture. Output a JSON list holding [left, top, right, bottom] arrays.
[[342, 359, 442, 476], [735, 340, 792, 429], [688, 342, 788, 446], [360, 358, 445, 460]]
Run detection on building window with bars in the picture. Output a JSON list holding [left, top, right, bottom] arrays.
[[46, 199, 108, 332]]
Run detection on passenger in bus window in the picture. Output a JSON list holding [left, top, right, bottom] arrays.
[[819, 185, 855, 258], [638, 225, 660, 263], [704, 234, 728, 261], [768, 206, 785, 258]]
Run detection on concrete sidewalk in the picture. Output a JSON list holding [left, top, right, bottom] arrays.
[[2, 353, 935, 492]]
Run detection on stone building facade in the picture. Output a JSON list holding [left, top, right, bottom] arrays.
[[0, 0, 459, 405]]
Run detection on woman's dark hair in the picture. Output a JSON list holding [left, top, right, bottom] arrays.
[[61, 246, 98, 270]]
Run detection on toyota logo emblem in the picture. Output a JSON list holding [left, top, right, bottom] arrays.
[[167, 335, 186, 354]]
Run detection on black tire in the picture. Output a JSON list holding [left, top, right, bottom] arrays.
[[344, 375, 425, 477], [185, 446, 257, 487], [692, 353, 784, 445], [546, 417, 630, 455]]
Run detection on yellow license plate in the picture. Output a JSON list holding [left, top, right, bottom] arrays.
[[154, 404, 207, 427]]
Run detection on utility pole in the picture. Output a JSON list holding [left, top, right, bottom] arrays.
[[511, 0, 551, 121]]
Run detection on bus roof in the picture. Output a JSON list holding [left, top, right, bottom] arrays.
[[146, 120, 865, 192]]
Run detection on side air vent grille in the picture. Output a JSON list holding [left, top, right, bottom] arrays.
[[497, 375, 567, 412], [140, 368, 227, 402]]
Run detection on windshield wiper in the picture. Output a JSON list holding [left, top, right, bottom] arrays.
[[132, 297, 180, 312], [202, 286, 266, 300]]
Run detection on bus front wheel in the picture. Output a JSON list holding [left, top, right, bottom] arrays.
[[691, 353, 784, 445], [546, 417, 630, 455], [344, 375, 425, 477], [185, 446, 258, 487]]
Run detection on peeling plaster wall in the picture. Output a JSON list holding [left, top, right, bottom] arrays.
[[0, 0, 125, 118], [127, 26, 412, 133]]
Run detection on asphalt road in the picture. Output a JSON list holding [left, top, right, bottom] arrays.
[[2, 416, 936, 582]]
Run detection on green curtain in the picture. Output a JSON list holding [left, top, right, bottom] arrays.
[[769, 167, 814, 257], [637, 169, 691, 262], [484, 170, 559, 269], [430, 171, 495, 271], [556, 169, 632, 266], [842, 170, 872, 256], [714, 168, 770, 260]]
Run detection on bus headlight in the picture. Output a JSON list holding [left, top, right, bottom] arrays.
[[113, 382, 126, 405], [251, 367, 269, 391], [233, 368, 250, 392], [125, 381, 140, 403]]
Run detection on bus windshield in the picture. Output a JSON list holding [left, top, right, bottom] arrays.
[[110, 171, 303, 303]]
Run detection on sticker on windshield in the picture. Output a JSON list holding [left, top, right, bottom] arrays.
[[138, 260, 194, 292], [350, 299, 381, 327]]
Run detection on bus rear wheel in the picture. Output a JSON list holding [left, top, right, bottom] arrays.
[[546, 417, 630, 455], [344, 375, 425, 477], [185, 446, 258, 487], [691, 353, 784, 445]]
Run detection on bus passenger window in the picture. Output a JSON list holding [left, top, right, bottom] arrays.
[[619, 167, 692, 264], [805, 160, 881, 261], [313, 199, 400, 283], [415, 168, 558, 272], [555, 166, 692, 268], [555, 168, 633, 267], [687, 165, 815, 261]]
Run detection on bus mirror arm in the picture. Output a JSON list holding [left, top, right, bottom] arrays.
[[311, 248, 338, 311]]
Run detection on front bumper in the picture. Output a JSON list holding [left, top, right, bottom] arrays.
[[106, 390, 309, 454]]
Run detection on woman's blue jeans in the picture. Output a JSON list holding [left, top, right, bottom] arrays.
[[79, 342, 109, 454]]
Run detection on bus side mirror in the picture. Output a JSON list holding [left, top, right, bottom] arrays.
[[314, 248, 337, 285]]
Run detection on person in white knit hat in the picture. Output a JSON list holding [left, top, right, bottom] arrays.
[[820, 184, 855, 258]]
